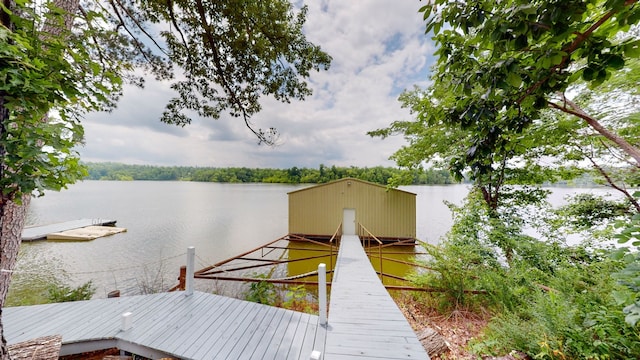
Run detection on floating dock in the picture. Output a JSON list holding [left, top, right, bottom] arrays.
[[46, 225, 126, 241], [22, 219, 122, 241]]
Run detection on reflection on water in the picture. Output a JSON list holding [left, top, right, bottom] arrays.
[[286, 239, 424, 288], [365, 244, 425, 286], [286, 240, 335, 284]]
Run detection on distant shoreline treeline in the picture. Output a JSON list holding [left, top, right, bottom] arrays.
[[83, 162, 458, 185]]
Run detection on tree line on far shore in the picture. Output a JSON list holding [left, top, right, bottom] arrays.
[[83, 162, 459, 185]]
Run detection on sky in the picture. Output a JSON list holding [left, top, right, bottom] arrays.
[[79, 1, 435, 169]]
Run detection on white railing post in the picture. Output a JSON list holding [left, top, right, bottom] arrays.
[[121, 312, 132, 331], [186, 246, 195, 296], [318, 263, 327, 326]]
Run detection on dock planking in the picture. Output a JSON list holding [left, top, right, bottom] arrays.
[[22, 218, 118, 241], [324, 234, 430, 360], [4, 291, 326, 359]]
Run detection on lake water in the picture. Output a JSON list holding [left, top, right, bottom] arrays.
[[14, 181, 614, 298]]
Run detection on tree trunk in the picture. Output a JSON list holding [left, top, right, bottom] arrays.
[[7, 334, 61, 360], [0, 0, 80, 357], [0, 196, 30, 359]]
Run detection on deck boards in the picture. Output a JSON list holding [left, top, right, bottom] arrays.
[[4, 291, 324, 359], [324, 235, 429, 360]]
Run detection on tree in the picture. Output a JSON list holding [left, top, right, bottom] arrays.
[[423, 0, 639, 167], [371, 0, 640, 341], [372, 0, 640, 208], [0, 1, 330, 357]]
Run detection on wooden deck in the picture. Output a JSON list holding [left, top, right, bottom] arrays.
[[5, 291, 325, 359], [22, 219, 117, 241], [324, 235, 429, 360]]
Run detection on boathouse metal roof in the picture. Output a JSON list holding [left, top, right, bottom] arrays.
[[4, 291, 325, 359], [288, 178, 417, 241]]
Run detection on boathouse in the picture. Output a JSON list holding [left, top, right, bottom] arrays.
[[288, 177, 416, 242]]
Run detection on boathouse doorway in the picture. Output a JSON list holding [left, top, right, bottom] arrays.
[[343, 208, 356, 235]]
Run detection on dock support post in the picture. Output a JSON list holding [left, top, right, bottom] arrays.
[[318, 263, 327, 326], [178, 266, 186, 291], [186, 246, 195, 296], [121, 312, 132, 331]]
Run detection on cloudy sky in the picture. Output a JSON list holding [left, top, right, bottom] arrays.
[[79, 1, 435, 168]]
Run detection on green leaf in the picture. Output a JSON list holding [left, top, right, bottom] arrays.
[[582, 67, 595, 81], [606, 54, 625, 70], [506, 72, 522, 87], [550, 54, 564, 66], [624, 41, 640, 57]]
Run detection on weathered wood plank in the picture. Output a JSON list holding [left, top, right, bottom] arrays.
[[8, 335, 62, 360], [231, 305, 282, 359], [285, 313, 313, 360], [185, 298, 253, 359], [198, 301, 268, 358], [65, 295, 158, 340], [254, 310, 295, 359], [274, 311, 305, 359], [161, 295, 235, 353], [219, 304, 278, 359], [237, 305, 287, 359], [294, 317, 321, 360], [136, 292, 217, 348], [68, 293, 173, 341], [313, 321, 327, 356]]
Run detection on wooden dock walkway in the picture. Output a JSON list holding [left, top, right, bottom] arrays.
[[324, 234, 429, 359], [22, 219, 117, 241], [5, 291, 326, 359]]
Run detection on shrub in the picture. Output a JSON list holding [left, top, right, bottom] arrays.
[[245, 274, 277, 305], [415, 188, 640, 358], [47, 281, 95, 302]]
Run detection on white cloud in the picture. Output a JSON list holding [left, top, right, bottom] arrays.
[[78, 1, 435, 168]]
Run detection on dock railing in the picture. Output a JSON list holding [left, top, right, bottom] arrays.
[[357, 223, 384, 282], [328, 223, 342, 280]]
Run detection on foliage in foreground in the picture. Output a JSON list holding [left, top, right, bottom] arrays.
[[611, 192, 640, 327], [412, 190, 640, 359]]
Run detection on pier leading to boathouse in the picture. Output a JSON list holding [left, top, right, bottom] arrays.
[[323, 234, 430, 359]]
